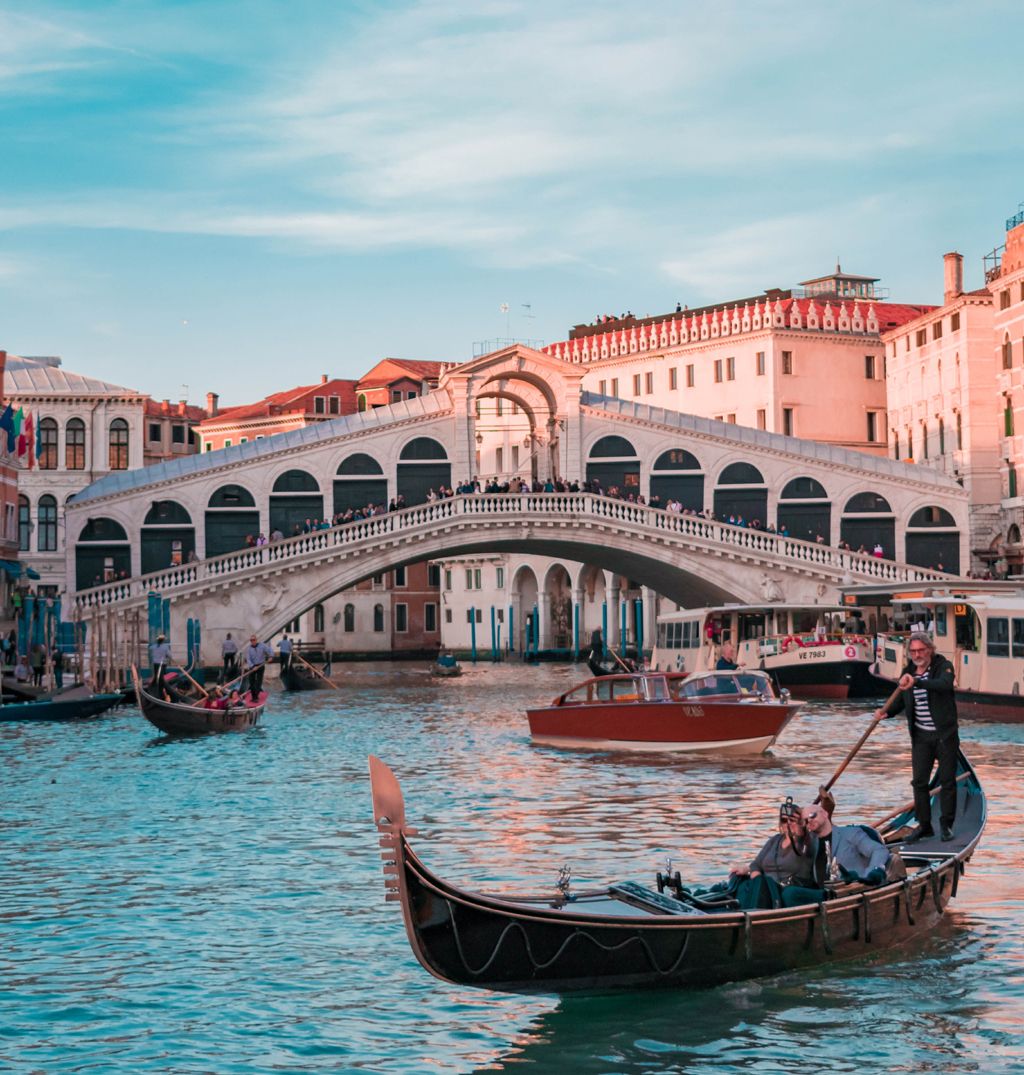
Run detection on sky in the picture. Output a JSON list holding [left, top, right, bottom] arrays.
[[1, 0, 1023, 406]]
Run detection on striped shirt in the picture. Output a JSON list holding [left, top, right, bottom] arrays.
[[912, 670, 936, 733]]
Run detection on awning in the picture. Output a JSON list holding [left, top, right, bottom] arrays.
[[0, 560, 20, 578], [25, 567, 40, 579]]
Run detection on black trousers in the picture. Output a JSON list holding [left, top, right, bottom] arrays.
[[245, 665, 265, 697], [911, 732, 959, 829]]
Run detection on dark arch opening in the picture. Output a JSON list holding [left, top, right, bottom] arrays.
[[400, 437, 447, 461], [590, 435, 637, 458], [587, 436, 639, 494], [272, 469, 320, 493], [714, 462, 766, 524], [205, 485, 259, 557], [650, 449, 703, 510], [76, 517, 130, 589], [780, 476, 827, 499]]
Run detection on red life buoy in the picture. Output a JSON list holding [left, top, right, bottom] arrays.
[[782, 636, 803, 652]]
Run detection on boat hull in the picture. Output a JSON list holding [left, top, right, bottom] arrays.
[[137, 680, 266, 735], [768, 658, 888, 700], [526, 700, 800, 754], [280, 665, 330, 691], [0, 693, 122, 722]]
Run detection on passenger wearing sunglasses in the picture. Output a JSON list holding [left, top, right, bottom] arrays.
[[874, 631, 959, 843]]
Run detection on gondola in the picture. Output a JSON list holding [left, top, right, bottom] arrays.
[[586, 648, 633, 678], [0, 691, 123, 722], [369, 752, 985, 994], [133, 669, 267, 735], [280, 659, 333, 691]]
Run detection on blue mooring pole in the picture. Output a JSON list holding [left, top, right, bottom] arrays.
[[601, 601, 608, 657], [573, 601, 580, 662], [490, 606, 497, 662], [470, 607, 477, 663]]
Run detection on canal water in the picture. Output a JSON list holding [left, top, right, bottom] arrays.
[[2, 663, 1022, 1074]]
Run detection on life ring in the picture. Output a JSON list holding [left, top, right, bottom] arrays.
[[844, 645, 857, 659], [782, 636, 803, 652]]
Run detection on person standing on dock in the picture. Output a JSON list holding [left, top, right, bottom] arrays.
[[221, 633, 239, 679], [243, 635, 273, 700], [874, 632, 960, 843]]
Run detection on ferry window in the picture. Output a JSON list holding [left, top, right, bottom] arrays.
[[611, 679, 641, 701], [644, 677, 668, 701], [1013, 619, 1024, 659], [657, 624, 667, 646], [986, 617, 1009, 658], [934, 606, 947, 637]]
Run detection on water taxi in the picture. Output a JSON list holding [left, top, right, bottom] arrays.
[[845, 583, 1024, 722], [526, 669, 801, 754], [650, 603, 883, 699]]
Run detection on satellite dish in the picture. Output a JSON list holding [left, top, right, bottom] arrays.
[[499, 303, 509, 314]]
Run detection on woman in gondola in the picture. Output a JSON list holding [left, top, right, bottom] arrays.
[[728, 797, 821, 909]]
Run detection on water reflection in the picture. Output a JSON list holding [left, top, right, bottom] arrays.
[[1, 662, 1021, 1074]]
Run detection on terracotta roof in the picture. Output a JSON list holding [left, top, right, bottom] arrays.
[[201, 379, 359, 427], [143, 399, 208, 421]]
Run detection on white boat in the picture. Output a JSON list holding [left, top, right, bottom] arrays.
[[847, 583, 1024, 722], [650, 602, 884, 699]]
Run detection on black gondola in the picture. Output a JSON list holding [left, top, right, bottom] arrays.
[[369, 753, 985, 994], [134, 669, 266, 734], [280, 659, 333, 691]]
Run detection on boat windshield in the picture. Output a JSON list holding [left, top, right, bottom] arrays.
[[670, 671, 774, 700]]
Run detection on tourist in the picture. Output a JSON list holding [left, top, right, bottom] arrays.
[[874, 632, 960, 842], [14, 654, 31, 683], [873, 542, 884, 558], [729, 798, 819, 908], [51, 644, 64, 690], [716, 641, 743, 670], [801, 803, 891, 884]]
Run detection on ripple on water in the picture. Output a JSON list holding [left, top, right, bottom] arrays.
[[1, 664, 1022, 1074]]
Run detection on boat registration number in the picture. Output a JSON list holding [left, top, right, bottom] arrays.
[[797, 649, 828, 660]]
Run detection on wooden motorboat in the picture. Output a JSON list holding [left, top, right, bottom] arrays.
[[133, 670, 266, 734], [527, 670, 801, 754], [369, 752, 985, 994], [0, 691, 123, 722], [280, 659, 333, 691]]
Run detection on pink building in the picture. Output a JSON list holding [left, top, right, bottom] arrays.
[[544, 268, 932, 455]]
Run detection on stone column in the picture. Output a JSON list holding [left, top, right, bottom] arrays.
[[538, 590, 552, 651], [608, 585, 621, 649], [642, 586, 658, 655], [573, 586, 585, 655]]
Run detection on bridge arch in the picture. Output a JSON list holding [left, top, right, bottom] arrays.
[[511, 564, 540, 651], [586, 435, 639, 495], [650, 448, 704, 511], [714, 461, 767, 525], [542, 562, 573, 650], [840, 491, 895, 556], [141, 499, 195, 575], [397, 437, 451, 504], [75, 516, 130, 589], [778, 476, 831, 544], [205, 484, 259, 557], [334, 452, 387, 516], [270, 468, 323, 536], [906, 504, 960, 574]]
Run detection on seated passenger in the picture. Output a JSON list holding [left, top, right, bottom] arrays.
[[729, 797, 819, 909], [715, 641, 744, 671], [778, 804, 893, 905]]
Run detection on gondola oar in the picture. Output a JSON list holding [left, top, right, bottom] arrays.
[[223, 662, 265, 692], [815, 684, 901, 815], [178, 666, 210, 699], [294, 650, 339, 690]]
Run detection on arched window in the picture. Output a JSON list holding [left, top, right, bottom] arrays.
[[108, 418, 129, 470], [399, 437, 448, 460], [1008, 524, 1021, 545], [893, 431, 900, 460], [314, 603, 325, 633], [17, 495, 30, 551], [909, 506, 956, 528], [357, 394, 367, 412], [844, 492, 893, 514], [66, 418, 86, 470], [37, 418, 58, 470], [1005, 401, 1014, 438], [718, 462, 764, 485], [373, 603, 385, 632], [956, 411, 962, 450], [589, 435, 637, 458], [344, 603, 355, 632], [780, 477, 827, 499], [1003, 334, 1013, 369], [938, 418, 945, 455], [37, 495, 57, 552], [272, 469, 320, 493], [920, 421, 928, 460]]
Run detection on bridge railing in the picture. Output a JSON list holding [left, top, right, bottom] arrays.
[[71, 493, 947, 612]]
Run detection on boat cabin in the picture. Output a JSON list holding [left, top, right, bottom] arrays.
[[552, 670, 780, 706]]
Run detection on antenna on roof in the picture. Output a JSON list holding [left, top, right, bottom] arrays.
[[180, 384, 189, 401], [521, 303, 534, 320]]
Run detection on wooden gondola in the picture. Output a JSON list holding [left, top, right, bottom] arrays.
[[280, 659, 333, 691], [0, 691, 123, 722], [133, 669, 267, 735], [369, 752, 985, 994]]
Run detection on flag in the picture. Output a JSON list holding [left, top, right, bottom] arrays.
[[35, 416, 43, 462], [0, 405, 13, 453], [22, 413, 33, 468]]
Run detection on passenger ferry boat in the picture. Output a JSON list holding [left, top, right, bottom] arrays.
[[650, 603, 884, 699], [844, 583, 1024, 722]]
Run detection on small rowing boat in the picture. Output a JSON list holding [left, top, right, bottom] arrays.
[[369, 752, 985, 994], [527, 669, 801, 754], [133, 669, 267, 735]]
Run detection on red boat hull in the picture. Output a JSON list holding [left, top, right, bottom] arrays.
[[527, 699, 801, 754]]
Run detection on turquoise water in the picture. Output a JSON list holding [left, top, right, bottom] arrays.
[[2, 664, 1022, 1074]]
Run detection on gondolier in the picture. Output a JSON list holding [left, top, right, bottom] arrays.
[[874, 632, 960, 843], [243, 635, 273, 699], [221, 633, 239, 678], [150, 634, 172, 692], [277, 633, 294, 673]]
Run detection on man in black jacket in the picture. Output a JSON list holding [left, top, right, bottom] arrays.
[[874, 632, 959, 842]]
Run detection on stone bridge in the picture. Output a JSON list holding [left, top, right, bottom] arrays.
[[73, 492, 949, 663], [66, 344, 968, 661]]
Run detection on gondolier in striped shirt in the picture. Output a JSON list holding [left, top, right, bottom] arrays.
[[243, 635, 273, 701], [150, 634, 172, 693], [875, 632, 960, 843]]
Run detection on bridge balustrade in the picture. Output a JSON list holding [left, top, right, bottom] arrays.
[[72, 493, 947, 612]]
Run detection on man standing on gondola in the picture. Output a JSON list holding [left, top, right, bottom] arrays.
[[874, 632, 960, 843], [150, 634, 172, 694], [221, 632, 239, 679], [243, 634, 273, 701]]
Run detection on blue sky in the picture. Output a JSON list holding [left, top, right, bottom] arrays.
[[1, 1, 1023, 405]]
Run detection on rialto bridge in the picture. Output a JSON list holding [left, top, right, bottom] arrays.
[[66, 346, 968, 661]]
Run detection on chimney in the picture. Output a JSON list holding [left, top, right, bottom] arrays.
[[162, 399, 170, 413], [321, 374, 328, 384], [177, 400, 187, 415], [943, 251, 963, 304], [206, 391, 219, 417]]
